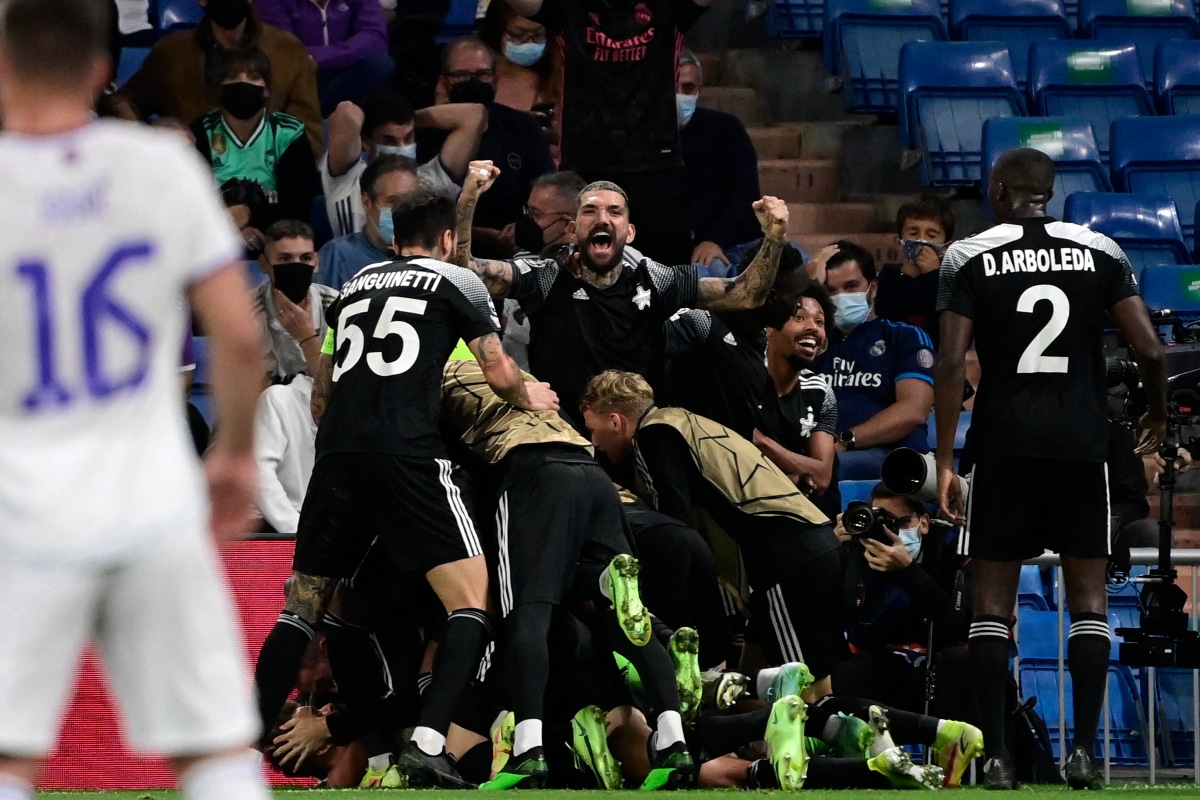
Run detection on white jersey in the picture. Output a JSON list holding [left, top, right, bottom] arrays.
[[0, 119, 242, 563], [321, 153, 458, 238]]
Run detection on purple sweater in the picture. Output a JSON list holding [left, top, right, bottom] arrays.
[[254, 0, 388, 71]]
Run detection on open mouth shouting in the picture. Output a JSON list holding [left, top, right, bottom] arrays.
[[794, 333, 821, 360], [587, 228, 615, 259]]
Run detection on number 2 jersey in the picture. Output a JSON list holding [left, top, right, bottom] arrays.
[[318, 256, 500, 460], [937, 217, 1137, 462], [0, 120, 243, 562]]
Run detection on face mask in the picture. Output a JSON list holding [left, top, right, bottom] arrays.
[[901, 238, 944, 265], [376, 206, 394, 248], [375, 143, 418, 160], [676, 93, 697, 127], [448, 78, 497, 107], [220, 81, 266, 121], [514, 215, 546, 254], [899, 526, 922, 559], [504, 41, 546, 67], [831, 291, 871, 332], [207, 0, 250, 30], [272, 263, 314, 304]]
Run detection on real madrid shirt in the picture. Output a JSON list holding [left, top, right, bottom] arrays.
[[194, 109, 306, 194]]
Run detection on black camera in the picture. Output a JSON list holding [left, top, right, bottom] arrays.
[[843, 501, 899, 544]]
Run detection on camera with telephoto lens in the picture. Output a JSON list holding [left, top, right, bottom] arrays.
[[843, 501, 900, 544]]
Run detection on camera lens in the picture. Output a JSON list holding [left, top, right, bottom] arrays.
[[843, 504, 875, 536]]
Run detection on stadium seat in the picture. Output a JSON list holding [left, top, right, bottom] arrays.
[[1079, 0, 1200, 87], [1063, 193, 1191, 281], [1018, 609, 1065, 660], [154, 0, 203, 31], [1028, 41, 1154, 164], [244, 259, 268, 289], [923, 409, 972, 451], [1154, 40, 1200, 114], [898, 41, 1026, 186], [192, 335, 210, 388], [770, 0, 825, 38], [1110, 115, 1200, 251], [981, 116, 1111, 220], [435, 0, 479, 43], [116, 47, 150, 86], [1154, 667, 1197, 766], [823, 0, 948, 113], [310, 195, 334, 250], [840, 479, 876, 509], [1018, 565, 1051, 610], [949, 0, 1073, 91], [1138, 264, 1200, 316]]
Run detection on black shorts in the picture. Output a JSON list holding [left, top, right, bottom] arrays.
[[493, 445, 633, 616], [293, 452, 482, 578], [962, 459, 1110, 561]]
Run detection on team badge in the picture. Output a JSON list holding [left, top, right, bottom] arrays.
[[212, 130, 227, 156], [632, 286, 652, 310], [870, 339, 887, 357], [917, 348, 934, 368]]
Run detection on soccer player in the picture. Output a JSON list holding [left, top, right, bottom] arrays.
[[254, 185, 558, 789], [0, 2, 269, 800], [935, 147, 1168, 789]]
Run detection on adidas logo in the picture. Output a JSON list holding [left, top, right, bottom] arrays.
[[723, 332, 737, 346], [572, 288, 589, 300]]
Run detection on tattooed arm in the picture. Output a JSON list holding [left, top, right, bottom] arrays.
[[310, 351, 333, 422], [471, 332, 559, 411], [454, 160, 516, 299], [694, 196, 789, 312]]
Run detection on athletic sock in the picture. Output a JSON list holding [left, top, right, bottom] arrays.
[[411, 726, 447, 756], [695, 706, 771, 755], [179, 749, 270, 800], [805, 756, 892, 790], [968, 615, 1013, 761], [513, 719, 543, 757], [322, 612, 394, 759], [0, 774, 32, 800], [253, 611, 315, 744], [754, 667, 781, 699], [367, 754, 391, 772], [415, 607, 492, 749], [1068, 612, 1112, 753], [655, 710, 686, 749]]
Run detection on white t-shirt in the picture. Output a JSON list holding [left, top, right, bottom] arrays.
[[321, 153, 458, 238], [254, 375, 316, 534], [0, 119, 242, 563]]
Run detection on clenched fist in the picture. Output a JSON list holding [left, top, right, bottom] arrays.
[[754, 195, 789, 241], [463, 159, 501, 199]]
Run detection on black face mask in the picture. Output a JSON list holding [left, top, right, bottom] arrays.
[[272, 263, 314, 304], [220, 81, 266, 120], [207, 0, 250, 29], [448, 79, 497, 107], [514, 216, 546, 254]]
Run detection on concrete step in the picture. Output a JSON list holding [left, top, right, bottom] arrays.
[[747, 127, 802, 160], [696, 51, 724, 87], [792, 232, 902, 264], [779, 120, 867, 159], [787, 204, 885, 238], [759, 159, 838, 203], [697, 86, 759, 128], [720, 48, 854, 123]]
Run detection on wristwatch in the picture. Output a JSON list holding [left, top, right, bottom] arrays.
[[839, 429, 858, 450]]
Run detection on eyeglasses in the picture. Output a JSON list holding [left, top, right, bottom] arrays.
[[525, 206, 573, 223], [446, 68, 497, 83], [505, 28, 547, 44]]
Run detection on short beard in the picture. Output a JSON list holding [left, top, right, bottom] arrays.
[[578, 243, 624, 275]]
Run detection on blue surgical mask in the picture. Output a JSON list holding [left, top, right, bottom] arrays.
[[375, 143, 417, 160], [901, 238, 944, 265], [676, 93, 697, 127], [831, 291, 871, 332], [899, 526, 922, 559], [376, 206, 394, 248], [504, 40, 546, 67]]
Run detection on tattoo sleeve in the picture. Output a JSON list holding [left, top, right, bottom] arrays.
[[284, 572, 333, 623], [694, 235, 784, 312], [310, 352, 333, 422], [455, 193, 514, 299], [473, 332, 532, 409]]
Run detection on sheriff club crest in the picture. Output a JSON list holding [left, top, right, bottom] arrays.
[[632, 285, 652, 310]]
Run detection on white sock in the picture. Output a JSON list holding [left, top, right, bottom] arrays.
[[822, 714, 843, 741], [367, 754, 391, 772], [936, 719, 947, 736], [513, 719, 543, 757], [412, 726, 447, 756], [756, 667, 780, 699], [598, 571, 612, 600], [179, 749, 269, 800], [0, 774, 32, 800], [655, 710, 686, 749]]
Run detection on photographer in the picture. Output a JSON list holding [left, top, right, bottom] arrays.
[[831, 484, 972, 722]]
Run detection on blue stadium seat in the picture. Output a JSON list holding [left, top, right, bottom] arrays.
[[244, 259, 268, 289], [116, 47, 150, 86], [436, 0, 478, 43], [1155, 668, 1197, 766], [1063, 193, 1191, 281], [981, 117, 1111, 220], [192, 335, 210, 388], [1019, 565, 1050, 611], [310, 195, 334, 250], [1028, 41, 1154, 164], [1139, 264, 1200, 316], [770, 0, 825, 37], [1110, 115, 1200, 251], [949, 0, 1073, 91], [154, 0, 203, 31], [924, 409, 972, 451], [1080, 0, 1200, 87], [1154, 40, 1200, 113], [839, 479, 877, 509], [899, 41, 1026, 185], [1018, 609, 1065, 659], [823, 0, 948, 113]]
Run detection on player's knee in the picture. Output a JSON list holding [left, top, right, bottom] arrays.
[[283, 572, 333, 624]]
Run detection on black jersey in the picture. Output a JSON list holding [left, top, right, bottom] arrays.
[[512, 252, 699, 427], [317, 256, 500, 460], [532, 0, 706, 174], [937, 217, 1137, 462]]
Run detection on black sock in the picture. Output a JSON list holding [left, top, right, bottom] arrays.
[[505, 603, 554, 724], [322, 612, 393, 758], [813, 696, 939, 745], [969, 615, 1012, 761], [806, 756, 892, 789], [417, 608, 493, 737], [1068, 612, 1111, 753], [254, 611, 315, 745], [454, 740, 493, 784], [694, 707, 771, 755]]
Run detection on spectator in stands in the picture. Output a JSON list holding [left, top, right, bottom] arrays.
[[254, 220, 337, 381], [254, 373, 317, 534], [323, 89, 485, 237], [676, 49, 761, 275], [109, 0, 323, 154], [874, 195, 955, 348], [254, 0, 393, 116], [811, 241, 936, 480], [502, 0, 715, 267], [193, 45, 320, 252], [317, 154, 420, 289], [477, 2, 560, 141], [420, 37, 555, 259]]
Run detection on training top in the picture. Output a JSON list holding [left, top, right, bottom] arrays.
[[937, 216, 1137, 462]]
